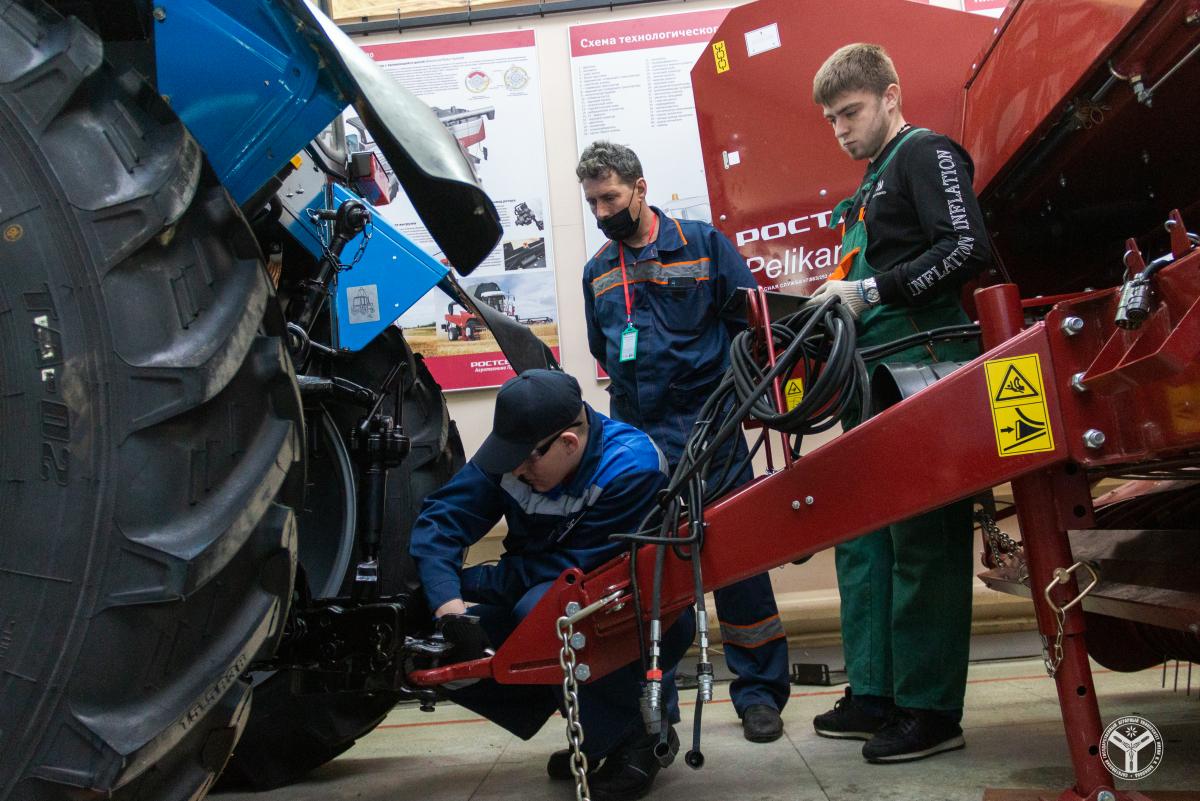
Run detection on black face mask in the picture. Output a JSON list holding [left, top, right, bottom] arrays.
[[597, 193, 641, 241]]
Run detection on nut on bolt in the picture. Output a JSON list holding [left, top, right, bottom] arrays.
[[1071, 372, 1088, 393], [1097, 791, 1116, 801], [574, 663, 591, 681], [152, 6, 166, 21], [1083, 429, 1107, 449], [791, 500, 801, 510], [1061, 316, 1085, 336], [570, 632, 586, 649]]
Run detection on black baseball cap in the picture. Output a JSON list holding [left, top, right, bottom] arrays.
[[474, 369, 584, 474]]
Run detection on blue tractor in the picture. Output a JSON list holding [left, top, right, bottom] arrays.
[[0, 2, 553, 797]]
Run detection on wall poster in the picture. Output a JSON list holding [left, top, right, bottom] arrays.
[[359, 30, 559, 391]]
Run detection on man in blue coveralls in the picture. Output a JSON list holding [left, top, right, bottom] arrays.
[[409, 369, 695, 801], [578, 141, 790, 743]]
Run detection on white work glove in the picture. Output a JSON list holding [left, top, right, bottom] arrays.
[[808, 279, 874, 320]]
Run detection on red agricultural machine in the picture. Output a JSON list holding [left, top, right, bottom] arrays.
[[410, 1, 1200, 800]]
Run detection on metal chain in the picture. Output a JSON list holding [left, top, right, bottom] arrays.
[[1042, 605, 1068, 677], [553, 592, 620, 801], [1040, 561, 1101, 676], [558, 614, 591, 801], [977, 510, 1022, 566]]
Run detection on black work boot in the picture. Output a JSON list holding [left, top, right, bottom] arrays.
[[812, 687, 894, 740], [861, 708, 964, 763], [741, 704, 784, 743], [545, 749, 602, 781], [547, 727, 677, 781], [587, 726, 677, 801]]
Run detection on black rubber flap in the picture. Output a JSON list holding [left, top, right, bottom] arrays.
[[282, 0, 501, 275]]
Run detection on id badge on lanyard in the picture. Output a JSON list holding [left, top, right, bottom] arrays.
[[618, 245, 638, 362]]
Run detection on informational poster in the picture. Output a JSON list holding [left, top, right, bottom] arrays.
[[569, 9, 732, 261], [359, 30, 560, 391]]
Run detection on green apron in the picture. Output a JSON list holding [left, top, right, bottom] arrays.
[[828, 127, 975, 714], [829, 127, 977, 368]]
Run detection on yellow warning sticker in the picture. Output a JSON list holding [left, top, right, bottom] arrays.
[[712, 40, 730, 74], [984, 354, 1055, 456], [784, 378, 804, 411]]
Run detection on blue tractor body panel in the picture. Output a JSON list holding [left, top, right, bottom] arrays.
[[154, 0, 346, 204], [285, 183, 449, 351]]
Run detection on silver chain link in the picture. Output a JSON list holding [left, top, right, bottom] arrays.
[[553, 592, 621, 801], [558, 614, 591, 801], [977, 510, 1027, 582]]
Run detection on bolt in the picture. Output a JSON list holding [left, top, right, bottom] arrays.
[[1058, 174, 1067, 188], [574, 663, 591, 681], [805, 496, 815, 506], [791, 500, 801, 510], [565, 601, 581, 617], [1083, 429, 1107, 449], [719, 214, 727, 221], [1061, 316, 1085, 336], [1071, 372, 1088, 393], [1097, 792, 1116, 801], [570, 632, 586, 649], [153, 6, 166, 21]]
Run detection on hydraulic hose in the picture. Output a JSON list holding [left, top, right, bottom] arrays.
[[610, 293, 981, 760]]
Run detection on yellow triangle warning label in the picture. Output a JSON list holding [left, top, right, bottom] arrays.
[[985, 354, 1056, 457], [784, 378, 804, 411], [992, 364, 1040, 402]]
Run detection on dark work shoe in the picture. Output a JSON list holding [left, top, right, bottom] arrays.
[[742, 704, 784, 743], [546, 749, 602, 781], [862, 708, 965, 763], [813, 688, 894, 740], [588, 726, 676, 801]]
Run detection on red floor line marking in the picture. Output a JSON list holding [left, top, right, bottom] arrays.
[[377, 668, 1118, 727], [377, 718, 491, 730]]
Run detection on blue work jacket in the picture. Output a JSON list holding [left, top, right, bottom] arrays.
[[409, 405, 668, 612], [583, 208, 756, 462]]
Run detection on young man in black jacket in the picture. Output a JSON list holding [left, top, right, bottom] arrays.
[[807, 43, 991, 763]]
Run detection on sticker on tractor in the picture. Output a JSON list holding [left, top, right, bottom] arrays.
[[347, 284, 381, 324], [784, 378, 804, 411], [712, 41, 730, 74], [984, 354, 1055, 456]]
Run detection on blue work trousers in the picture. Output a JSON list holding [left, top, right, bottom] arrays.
[[448, 577, 696, 758]]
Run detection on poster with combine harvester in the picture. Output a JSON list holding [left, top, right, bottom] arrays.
[[356, 30, 561, 391]]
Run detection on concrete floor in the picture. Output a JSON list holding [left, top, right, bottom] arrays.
[[215, 649, 1200, 801]]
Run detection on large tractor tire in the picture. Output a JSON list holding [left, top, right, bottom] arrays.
[[0, 5, 303, 800], [220, 328, 465, 790]]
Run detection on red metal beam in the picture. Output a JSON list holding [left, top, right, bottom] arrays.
[[412, 247, 1200, 691]]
